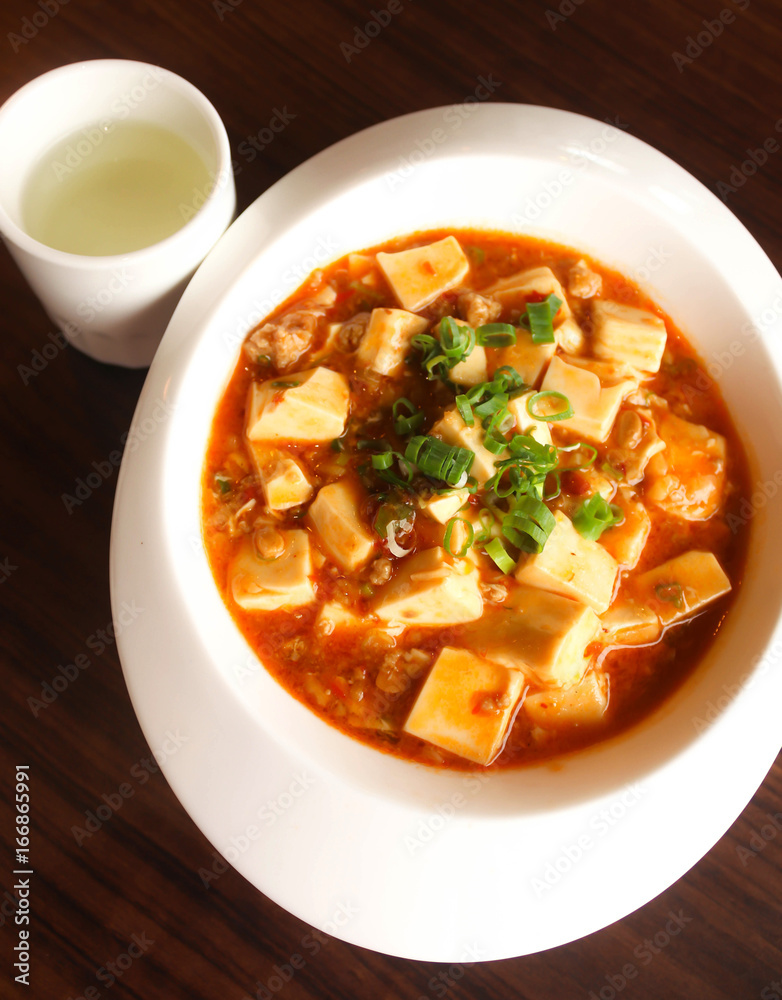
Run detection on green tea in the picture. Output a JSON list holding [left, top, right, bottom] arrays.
[[22, 120, 212, 255]]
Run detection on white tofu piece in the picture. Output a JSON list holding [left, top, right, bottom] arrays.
[[316, 601, 364, 635], [418, 488, 470, 524], [645, 411, 726, 520], [484, 266, 572, 320], [524, 670, 609, 729], [459, 584, 600, 687], [591, 300, 667, 373], [404, 647, 525, 765], [308, 479, 376, 573], [247, 444, 314, 510], [373, 548, 483, 625], [629, 550, 731, 626], [515, 511, 619, 614], [555, 316, 587, 354], [437, 317, 488, 386], [355, 307, 429, 377], [506, 390, 553, 446], [246, 367, 350, 443], [430, 407, 504, 483], [229, 530, 314, 611], [599, 487, 651, 569], [539, 355, 636, 443], [376, 236, 470, 312], [451, 345, 488, 386], [599, 597, 661, 645], [495, 328, 556, 387]]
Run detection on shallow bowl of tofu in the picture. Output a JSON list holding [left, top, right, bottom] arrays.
[[111, 104, 782, 961]]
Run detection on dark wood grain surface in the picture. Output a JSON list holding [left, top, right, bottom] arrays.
[[1, 1, 781, 997]]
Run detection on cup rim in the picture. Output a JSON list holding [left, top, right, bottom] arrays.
[[0, 58, 233, 269]]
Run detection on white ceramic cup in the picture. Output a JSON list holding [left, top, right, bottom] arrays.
[[0, 59, 236, 367]]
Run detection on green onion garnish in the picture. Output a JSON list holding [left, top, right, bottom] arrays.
[[501, 496, 556, 553], [330, 438, 344, 452], [601, 460, 624, 481], [484, 537, 515, 574], [371, 452, 394, 470], [215, 473, 232, 495], [655, 582, 684, 609], [467, 246, 485, 264], [476, 323, 517, 347], [256, 354, 271, 365], [405, 436, 474, 487], [373, 501, 415, 538], [392, 398, 424, 436], [455, 394, 475, 426], [521, 293, 562, 344], [444, 517, 474, 557], [271, 380, 301, 388], [572, 495, 624, 541], [473, 508, 496, 543], [559, 442, 598, 471], [527, 391, 573, 422]]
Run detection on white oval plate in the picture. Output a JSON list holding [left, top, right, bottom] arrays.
[[111, 104, 782, 962]]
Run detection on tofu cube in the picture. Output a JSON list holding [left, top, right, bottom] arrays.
[[229, 530, 314, 611], [404, 647, 525, 765], [591, 300, 667, 373], [484, 266, 572, 320], [248, 445, 313, 510], [524, 670, 609, 729], [629, 550, 731, 626], [418, 488, 470, 524], [373, 548, 483, 625], [316, 601, 364, 635], [555, 316, 587, 354], [598, 597, 661, 645], [376, 236, 470, 312], [459, 584, 601, 686], [495, 327, 556, 387], [540, 355, 636, 443], [355, 307, 429, 377], [515, 511, 619, 614], [438, 317, 488, 386], [430, 407, 504, 483], [506, 390, 553, 446], [599, 487, 651, 569], [645, 411, 727, 521], [246, 367, 350, 443], [308, 479, 376, 572]]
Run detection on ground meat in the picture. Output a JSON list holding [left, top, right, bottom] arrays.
[[568, 259, 602, 298], [458, 291, 502, 327]]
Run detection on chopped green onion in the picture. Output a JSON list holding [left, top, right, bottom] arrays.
[[373, 501, 414, 538], [501, 496, 556, 553], [655, 582, 684, 609], [443, 517, 474, 557], [473, 508, 496, 543], [405, 436, 474, 487], [484, 537, 516, 574], [255, 353, 271, 365], [467, 246, 485, 264], [572, 495, 624, 541], [521, 293, 562, 344], [392, 398, 424, 436], [271, 380, 301, 388], [559, 442, 598, 471], [601, 459, 624, 481], [455, 394, 474, 426], [330, 438, 344, 452], [215, 473, 231, 495], [360, 582, 375, 598], [476, 323, 517, 347], [371, 452, 394, 470], [527, 391, 573, 422]]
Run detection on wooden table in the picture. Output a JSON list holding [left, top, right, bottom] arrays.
[[2, 1, 780, 997]]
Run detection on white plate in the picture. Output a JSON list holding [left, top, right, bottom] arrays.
[[111, 104, 782, 962]]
